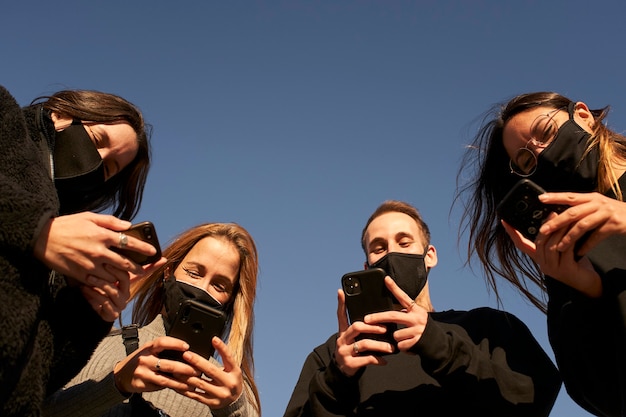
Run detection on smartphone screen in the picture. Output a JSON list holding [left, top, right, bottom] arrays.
[[341, 268, 397, 347], [160, 299, 227, 361]]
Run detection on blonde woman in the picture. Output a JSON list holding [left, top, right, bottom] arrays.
[[44, 223, 261, 417]]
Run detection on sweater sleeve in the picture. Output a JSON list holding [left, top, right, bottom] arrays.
[[283, 335, 361, 417], [46, 285, 113, 395], [43, 370, 129, 417], [413, 309, 561, 417], [43, 331, 128, 417], [212, 380, 260, 417]]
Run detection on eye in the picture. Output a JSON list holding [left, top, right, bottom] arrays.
[[371, 245, 385, 254], [399, 238, 414, 248], [530, 114, 558, 144], [212, 283, 228, 293], [182, 266, 201, 279]]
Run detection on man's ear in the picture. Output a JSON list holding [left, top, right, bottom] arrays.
[[574, 101, 595, 131], [424, 244, 438, 269]]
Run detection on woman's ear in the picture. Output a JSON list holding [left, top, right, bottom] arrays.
[[50, 112, 73, 131], [574, 101, 595, 132]]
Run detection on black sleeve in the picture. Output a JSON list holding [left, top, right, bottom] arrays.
[[546, 276, 625, 417], [413, 309, 561, 417], [45, 284, 113, 395], [283, 335, 361, 417]]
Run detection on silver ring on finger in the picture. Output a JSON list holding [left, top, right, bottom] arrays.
[[353, 342, 360, 355], [118, 232, 128, 249], [155, 358, 161, 371]]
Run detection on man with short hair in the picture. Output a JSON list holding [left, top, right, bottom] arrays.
[[283, 200, 561, 416]]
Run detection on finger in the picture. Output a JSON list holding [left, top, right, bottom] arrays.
[[118, 234, 159, 258], [538, 191, 590, 206], [337, 289, 349, 333], [501, 220, 536, 256], [383, 276, 413, 309], [212, 337, 236, 372], [85, 274, 128, 312], [89, 213, 133, 231], [80, 286, 119, 321], [151, 336, 190, 352]]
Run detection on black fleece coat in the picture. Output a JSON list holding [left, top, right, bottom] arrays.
[[0, 85, 112, 417]]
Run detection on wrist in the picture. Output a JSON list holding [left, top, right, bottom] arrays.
[[113, 362, 132, 397]]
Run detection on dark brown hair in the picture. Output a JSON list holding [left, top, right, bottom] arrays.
[[33, 90, 151, 220], [455, 91, 625, 312]]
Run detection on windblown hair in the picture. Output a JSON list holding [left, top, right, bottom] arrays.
[[131, 223, 261, 414], [454, 91, 626, 312], [32, 90, 151, 220], [361, 200, 431, 254]]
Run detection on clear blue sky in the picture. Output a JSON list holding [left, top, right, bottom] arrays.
[[3, 1, 625, 416]]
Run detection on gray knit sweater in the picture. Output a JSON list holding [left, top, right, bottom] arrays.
[[42, 315, 259, 417]]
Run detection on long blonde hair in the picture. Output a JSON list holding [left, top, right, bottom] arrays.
[[131, 222, 261, 414]]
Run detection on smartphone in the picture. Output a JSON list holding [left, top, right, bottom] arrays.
[[341, 268, 397, 347], [496, 179, 567, 241], [112, 221, 162, 265], [160, 299, 227, 361]]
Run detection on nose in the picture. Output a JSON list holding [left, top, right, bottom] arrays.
[[387, 243, 401, 253]]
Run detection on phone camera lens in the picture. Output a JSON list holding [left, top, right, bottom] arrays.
[[344, 276, 361, 295], [515, 200, 529, 213]]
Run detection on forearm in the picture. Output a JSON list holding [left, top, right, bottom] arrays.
[[43, 371, 127, 417]]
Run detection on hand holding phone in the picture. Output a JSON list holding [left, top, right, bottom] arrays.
[[496, 179, 568, 241], [112, 221, 162, 265], [160, 299, 227, 361], [341, 268, 397, 347]]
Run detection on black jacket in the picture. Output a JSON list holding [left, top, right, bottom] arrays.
[[284, 307, 561, 417], [0, 85, 112, 417]]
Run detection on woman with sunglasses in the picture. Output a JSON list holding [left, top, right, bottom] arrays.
[[455, 91, 626, 417]]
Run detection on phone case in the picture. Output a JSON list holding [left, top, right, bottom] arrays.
[[341, 268, 397, 345], [161, 299, 227, 361], [496, 179, 567, 241], [113, 221, 162, 265]]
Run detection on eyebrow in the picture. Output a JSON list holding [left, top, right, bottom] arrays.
[[367, 232, 416, 249]]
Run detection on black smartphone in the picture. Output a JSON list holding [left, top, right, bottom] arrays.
[[341, 268, 397, 347], [496, 179, 567, 241], [112, 221, 162, 265], [160, 299, 227, 361]]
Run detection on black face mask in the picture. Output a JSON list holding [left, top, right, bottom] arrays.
[[531, 102, 598, 192], [53, 120, 105, 212], [369, 252, 429, 300], [162, 274, 223, 333]]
